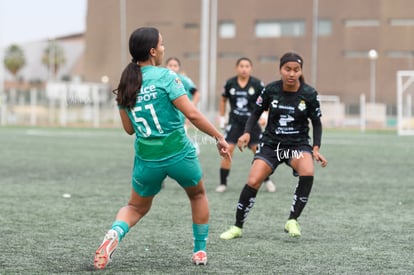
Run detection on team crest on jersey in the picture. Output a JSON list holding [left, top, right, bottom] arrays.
[[248, 86, 255, 95], [229, 88, 236, 95], [298, 100, 306, 111], [174, 77, 182, 85]]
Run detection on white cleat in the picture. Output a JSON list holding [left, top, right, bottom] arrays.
[[264, 179, 276, 193], [215, 184, 227, 193]]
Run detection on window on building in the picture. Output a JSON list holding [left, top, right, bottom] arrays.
[[386, 50, 414, 58], [255, 20, 305, 37], [146, 21, 172, 27], [184, 23, 199, 29], [219, 21, 236, 38], [183, 52, 200, 60], [343, 50, 374, 58], [389, 19, 414, 26], [318, 19, 332, 36], [344, 19, 380, 27], [218, 52, 243, 59], [258, 55, 278, 63]]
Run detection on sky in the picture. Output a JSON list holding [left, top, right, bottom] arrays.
[[0, 0, 87, 47]]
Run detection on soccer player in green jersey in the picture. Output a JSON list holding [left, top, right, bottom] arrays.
[[93, 27, 231, 269], [220, 52, 327, 240], [166, 57, 200, 106]]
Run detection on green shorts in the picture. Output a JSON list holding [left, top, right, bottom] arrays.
[[131, 149, 202, 197]]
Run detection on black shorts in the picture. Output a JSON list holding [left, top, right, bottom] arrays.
[[224, 122, 262, 146], [254, 143, 313, 176]]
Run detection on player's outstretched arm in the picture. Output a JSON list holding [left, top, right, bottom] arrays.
[[173, 95, 231, 160]]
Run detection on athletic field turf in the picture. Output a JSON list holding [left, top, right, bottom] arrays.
[[1, 126, 413, 274]]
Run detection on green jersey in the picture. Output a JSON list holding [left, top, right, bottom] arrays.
[[123, 65, 193, 164], [178, 73, 197, 101]]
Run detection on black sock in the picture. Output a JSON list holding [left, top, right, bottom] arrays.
[[220, 168, 230, 186], [289, 176, 314, 220], [264, 176, 270, 182], [235, 184, 258, 228]]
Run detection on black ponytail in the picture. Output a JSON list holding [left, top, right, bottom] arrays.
[[113, 62, 142, 108], [113, 27, 159, 108]]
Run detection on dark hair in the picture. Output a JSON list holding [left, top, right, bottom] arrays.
[[166, 57, 181, 67], [279, 52, 305, 83], [113, 27, 160, 108], [236, 57, 252, 66], [279, 52, 303, 69]]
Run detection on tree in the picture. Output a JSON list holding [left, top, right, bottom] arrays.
[[42, 40, 66, 80], [3, 44, 26, 79]]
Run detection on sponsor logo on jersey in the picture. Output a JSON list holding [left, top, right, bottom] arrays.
[[137, 84, 158, 103], [236, 91, 247, 96], [277, 105, 295, 111], [271, 99, 279, 108], [229, 88, 236, 95], [256, 95, 263, 105], [236, 97, 248, 110], [298, 100, 306, 111]]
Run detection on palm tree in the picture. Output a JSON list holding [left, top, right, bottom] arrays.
[[42, 40, 66, 80], [3, 44, 26, 79]]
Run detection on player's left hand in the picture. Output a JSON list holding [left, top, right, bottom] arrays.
[[313, 151, 327, 167], [216, 137, 232, 161]]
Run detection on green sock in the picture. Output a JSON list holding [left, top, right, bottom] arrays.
[[111, 220, 129, 241], [193, 223, 208, 252]]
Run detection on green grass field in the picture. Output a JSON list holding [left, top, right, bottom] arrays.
[[1, 126, 413, 274]]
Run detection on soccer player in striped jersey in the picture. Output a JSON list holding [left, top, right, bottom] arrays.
[[220, 52, 327, 240], [93, 27, 230, 269]]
